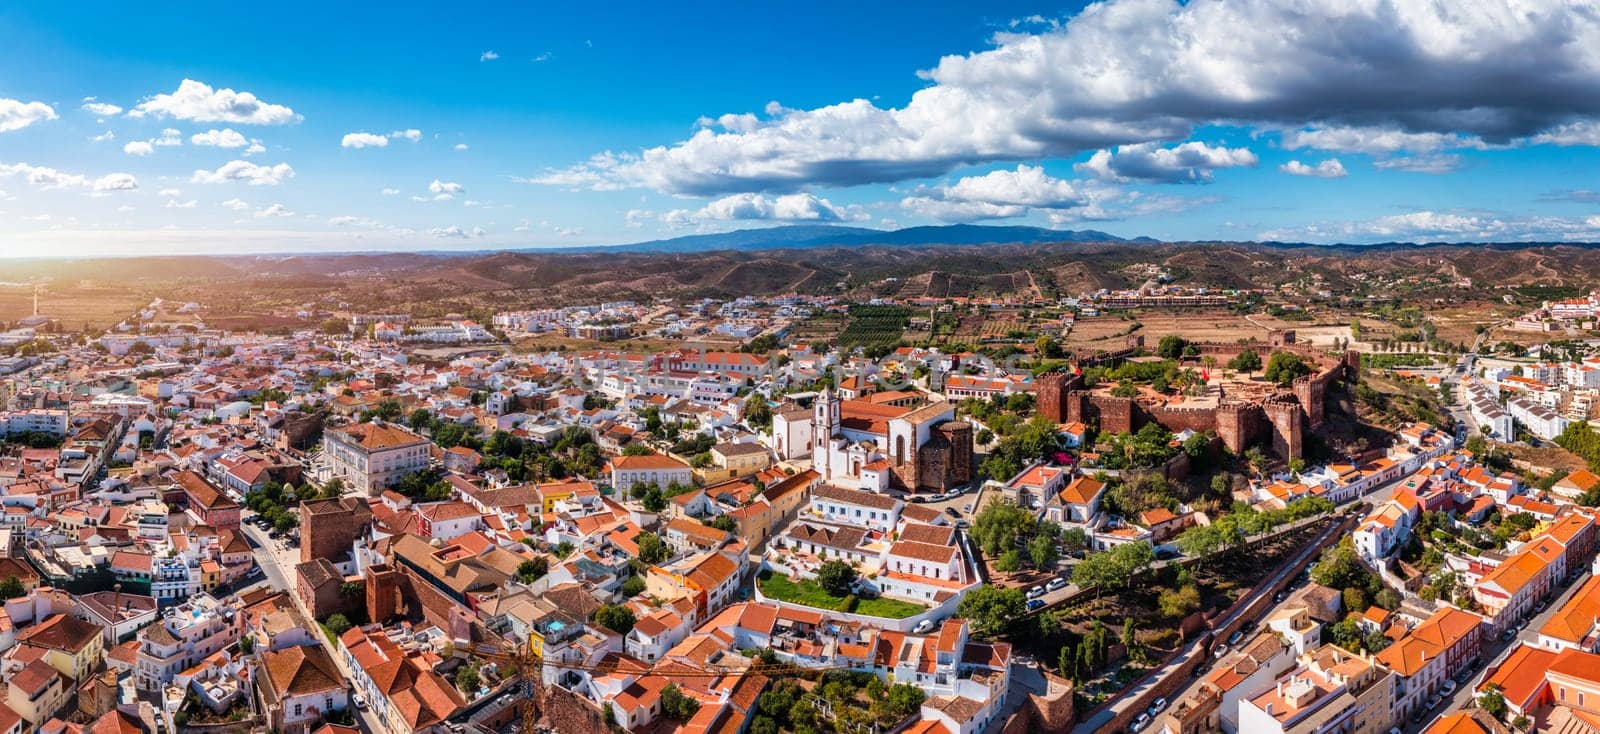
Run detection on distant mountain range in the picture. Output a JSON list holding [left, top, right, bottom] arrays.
[[520, 223, 1157, 254]]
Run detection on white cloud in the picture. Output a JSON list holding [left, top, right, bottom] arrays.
[[533, 52, 553, 63], [528, 0, 1600, 196], [341, 132, 389, 149], [665, 193, 865, 226], [130, 79, 298, 125], [328, 215, 381, 227], [0, 162, 87, 189], [1277, 126, 1483, 156], [1260, 210, 1600, 244], [391, 129, 422, 142], [480, 51, 500, 62], [191, 160, 295, 185], [1279, 159, 1348, 178], [221, 198, 250, 211], [90, 130, 116, 143], [1371, 154, 1462, 174], [158, 188, 182, 197], [255, 203, 293, 218], [429, 180, 464, 196], [625, 209, 654, 228], [165, 199, 197, 209], [0, 99, 57, 133], [381, 187, 400, 196], [454, 143, 469, 151], [429, 225, 485, 239], [901, 165, 1105, 222], [191, 128, 249, 148], [463, 200, 481, 207], [243, 141, 266, 155], [92, 173, 139, 192], [1076, 142, 1256, 183], [155, 128, 182, 146], [123, 141, 155, 156], [80, 101, 123, 117]]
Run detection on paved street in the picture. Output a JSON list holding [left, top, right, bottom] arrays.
[[1411, 567, 1591, 732], [240, 510, 391, 734]]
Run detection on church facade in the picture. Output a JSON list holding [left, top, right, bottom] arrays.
[[771, 388, 973, 493]]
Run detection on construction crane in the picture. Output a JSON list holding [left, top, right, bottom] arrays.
[[464, 640, 857, 734]]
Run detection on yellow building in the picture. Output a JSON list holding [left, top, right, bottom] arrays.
[[17, 614, 104, 683]]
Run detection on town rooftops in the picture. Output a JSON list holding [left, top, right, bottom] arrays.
[[812, 483, 898, 511], [329, 421, 427, 451], [606, 453, 692, 471]]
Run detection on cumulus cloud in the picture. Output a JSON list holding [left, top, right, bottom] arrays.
[[430, 225, 485, 239], [92, 173, 139, 192], [391, 129, 422, 142], [1372, 154, 1462, 174], [1277, 125, 1482, 156], [221, 198, 250, 211], [123, 141, 154, 157], [901, 165, 1100, 221], [480, 51, 499, 62], [255, 203, 293, 218], [342, 132, 388, 149], [381, 187, 400, 196], [158, 188, 182, 197], [625, 209, 654, 228], [191, 160, 295, 185], [454, 143, 469, 151], [527, 0, 1600, 196], [1279, 159, 1348, 178], [0, 162, 136, 192], [428, 180, 464, 200], [191, 128, 249, 148], [90, 130, 116, 143], [165, 198, 198, 209], [664, 193, 864, 227], [0, 99, 56, 132], [80, 100, 123, 117], [1076, 142, 1256, 183], [1259, 210, 1600, 243], [130, 79, 298, 125]]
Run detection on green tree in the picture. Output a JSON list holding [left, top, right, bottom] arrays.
[[1157, 336, 1188, 360], [1158, 584, 1201, 619], [1480, 683, 1507, 720], [817, 560, 858, 597], [621, 575, 646, 597], [637, 532, 670, 564], [326, 614, 352, 635], [1028, 535, 1059, 569], [994, 550, 1023, 573], [660, 683, 701, 721], [595, 604, 637, 634], [885, 683, 925, 718], [956, 585, 1026, 636], [0, 576, 24, 600], [1227, 350, 1262, 373], [517, 557, 549, 584], [455, 660, 481, 694], [1263, 351, 1313, 385]]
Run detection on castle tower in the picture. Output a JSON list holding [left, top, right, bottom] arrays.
[[1263, 397, 1304, 461], [366, 563, 401, 623]]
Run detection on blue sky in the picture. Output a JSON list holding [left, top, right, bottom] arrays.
[[7, 0, 1600, 256]]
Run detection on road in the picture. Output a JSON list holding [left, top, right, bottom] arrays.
[[1411, 567, 1591, 732], [1069, 514, 1351, 734], [240, 510, 391, 734]]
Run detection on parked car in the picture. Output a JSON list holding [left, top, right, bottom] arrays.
[[1426, 694, 1442, 709], [1441, 679, 1456, 695], [1227, 630, 1243, 645], [1149, 697, 1168, 715], [1026, 586, 1045, 599], [353, 694, 367, 710], [1026, 599, 1046, 612], [1130, 713, 1151, 732], [1046, 577, 1068, 592], [1212, 644, 1229, 659], [962, 503, 973, 513], [944, 508, 961, 518], [1501, 629, 1516, 642], [955, 520, 971, 529], [914, 618, 936, 634]]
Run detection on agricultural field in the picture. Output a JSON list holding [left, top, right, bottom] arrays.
[[1064, 311, 1268, 348], [836, 305, 912, 355], [0, 283, 148, 332]]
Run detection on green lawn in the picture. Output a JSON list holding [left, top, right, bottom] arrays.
[[758, 573, 926, 619]]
